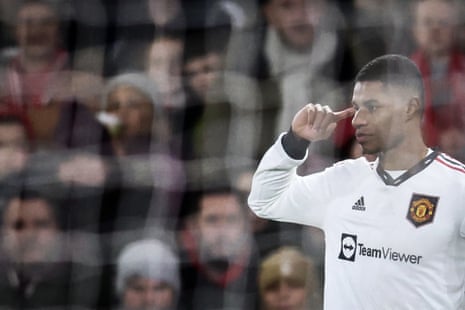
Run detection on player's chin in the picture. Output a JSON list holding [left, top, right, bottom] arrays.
[[360, 144, 379, 156]]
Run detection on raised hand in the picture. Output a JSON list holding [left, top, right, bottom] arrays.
[[291, 103, 355, 142]]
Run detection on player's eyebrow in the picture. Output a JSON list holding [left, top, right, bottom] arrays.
[[352, 99, 380, 108]]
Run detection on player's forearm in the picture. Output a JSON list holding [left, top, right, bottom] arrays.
[[247, 133, 307, 220]]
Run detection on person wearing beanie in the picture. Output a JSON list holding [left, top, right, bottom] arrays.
[[116, 238, 180, 310], [98, 72, 170, 156], [97, 72, 185, 235], [258, 246, 322, 310]]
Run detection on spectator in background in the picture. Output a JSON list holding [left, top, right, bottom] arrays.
[[0, 0, 106, 150], [115, 238, 180, 310], [99, 72, 171, 156], [181, 31, 265, 187], [347, 0, 414, 70], [437, 126, 465, 163], [181, 36, 233, 186], [242, 0, 353, 160], [147, 0, 185, 33], [205, 0, 260, 72], [107, 0, 186, 76], [258, 246, 322, 310], [98, 72, 184, 248], [178, 186, 259, 310], [0, 0, 69, 108], [107, 34, 186, 153], [146, 34, 186, 115], [0, 185, 103, 308], [11, 96, 117, 233], [0, 110, 33, 180], [410, 0, 465, 148], [183, 43, 225, 105], [105, 32, 188, 119]]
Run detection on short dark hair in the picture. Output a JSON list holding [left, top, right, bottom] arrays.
[[181, 184, 247, 219], [0, 174, 63, 229], [355, 54, 425, 111]]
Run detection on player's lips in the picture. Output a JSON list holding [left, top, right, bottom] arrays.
[[355, 132, 372, 143]]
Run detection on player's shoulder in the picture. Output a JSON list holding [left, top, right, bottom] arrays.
[[315, 156, 372, 184], [332, 156, 372, 170], [434, 152, 465, 175]]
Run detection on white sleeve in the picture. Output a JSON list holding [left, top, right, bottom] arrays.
[[248, 135, 333, 229]]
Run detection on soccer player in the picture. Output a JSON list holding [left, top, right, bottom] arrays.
[[248, 54, 465, 309]]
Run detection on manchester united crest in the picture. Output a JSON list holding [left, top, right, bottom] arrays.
[[407, 194, 439, 227]]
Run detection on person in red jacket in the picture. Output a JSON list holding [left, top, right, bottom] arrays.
[[0, 0, 69, 108], [410, 0, 465, 148]]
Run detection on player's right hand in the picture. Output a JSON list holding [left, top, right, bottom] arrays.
[[291, 103, 355, 142]]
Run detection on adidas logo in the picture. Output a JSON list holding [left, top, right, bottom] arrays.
[[352, 196, 366, 211]]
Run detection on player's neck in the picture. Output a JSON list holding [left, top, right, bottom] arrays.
[[380, 136, 428, 171]]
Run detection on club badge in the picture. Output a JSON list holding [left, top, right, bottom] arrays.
[[407, 194, 438, 227]]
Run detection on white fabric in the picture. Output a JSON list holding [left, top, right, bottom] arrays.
[[248, 135, 465, 309]]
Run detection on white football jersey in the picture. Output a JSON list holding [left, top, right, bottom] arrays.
[[248, 136, 465, 309]]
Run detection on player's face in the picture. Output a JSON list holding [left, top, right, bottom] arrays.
[[351, 81, 407, 154]]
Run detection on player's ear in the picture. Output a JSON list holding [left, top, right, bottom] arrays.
[[405, 97, 421, 120]]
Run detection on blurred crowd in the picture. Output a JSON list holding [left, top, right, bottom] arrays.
[[0, 0, 464, 309]]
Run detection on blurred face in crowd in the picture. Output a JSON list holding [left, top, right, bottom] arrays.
[[197, 192, 249, 262], [0, 120, 29, 178], [184, 52, 223, 101], [413, 0, 457, 58], [146, 38, 183, 94], [438, 127, 465, 162], [2, 198, 59, 264], [263, 0, 324, 51], [123, 275, 176, 310], [262, 279, 309, 310], [15, 2, 60, 61], [106, 85, 155, 139], [148, 0, 182, 27]]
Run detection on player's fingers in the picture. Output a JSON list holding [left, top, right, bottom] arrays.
[[311, 104, 326, 130], [305, 104, 317, 127], [319, 105, 337, 132], [332, 107, 355, 122]]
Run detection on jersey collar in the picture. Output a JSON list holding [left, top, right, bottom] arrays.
[[376, 149, 439, 186]]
